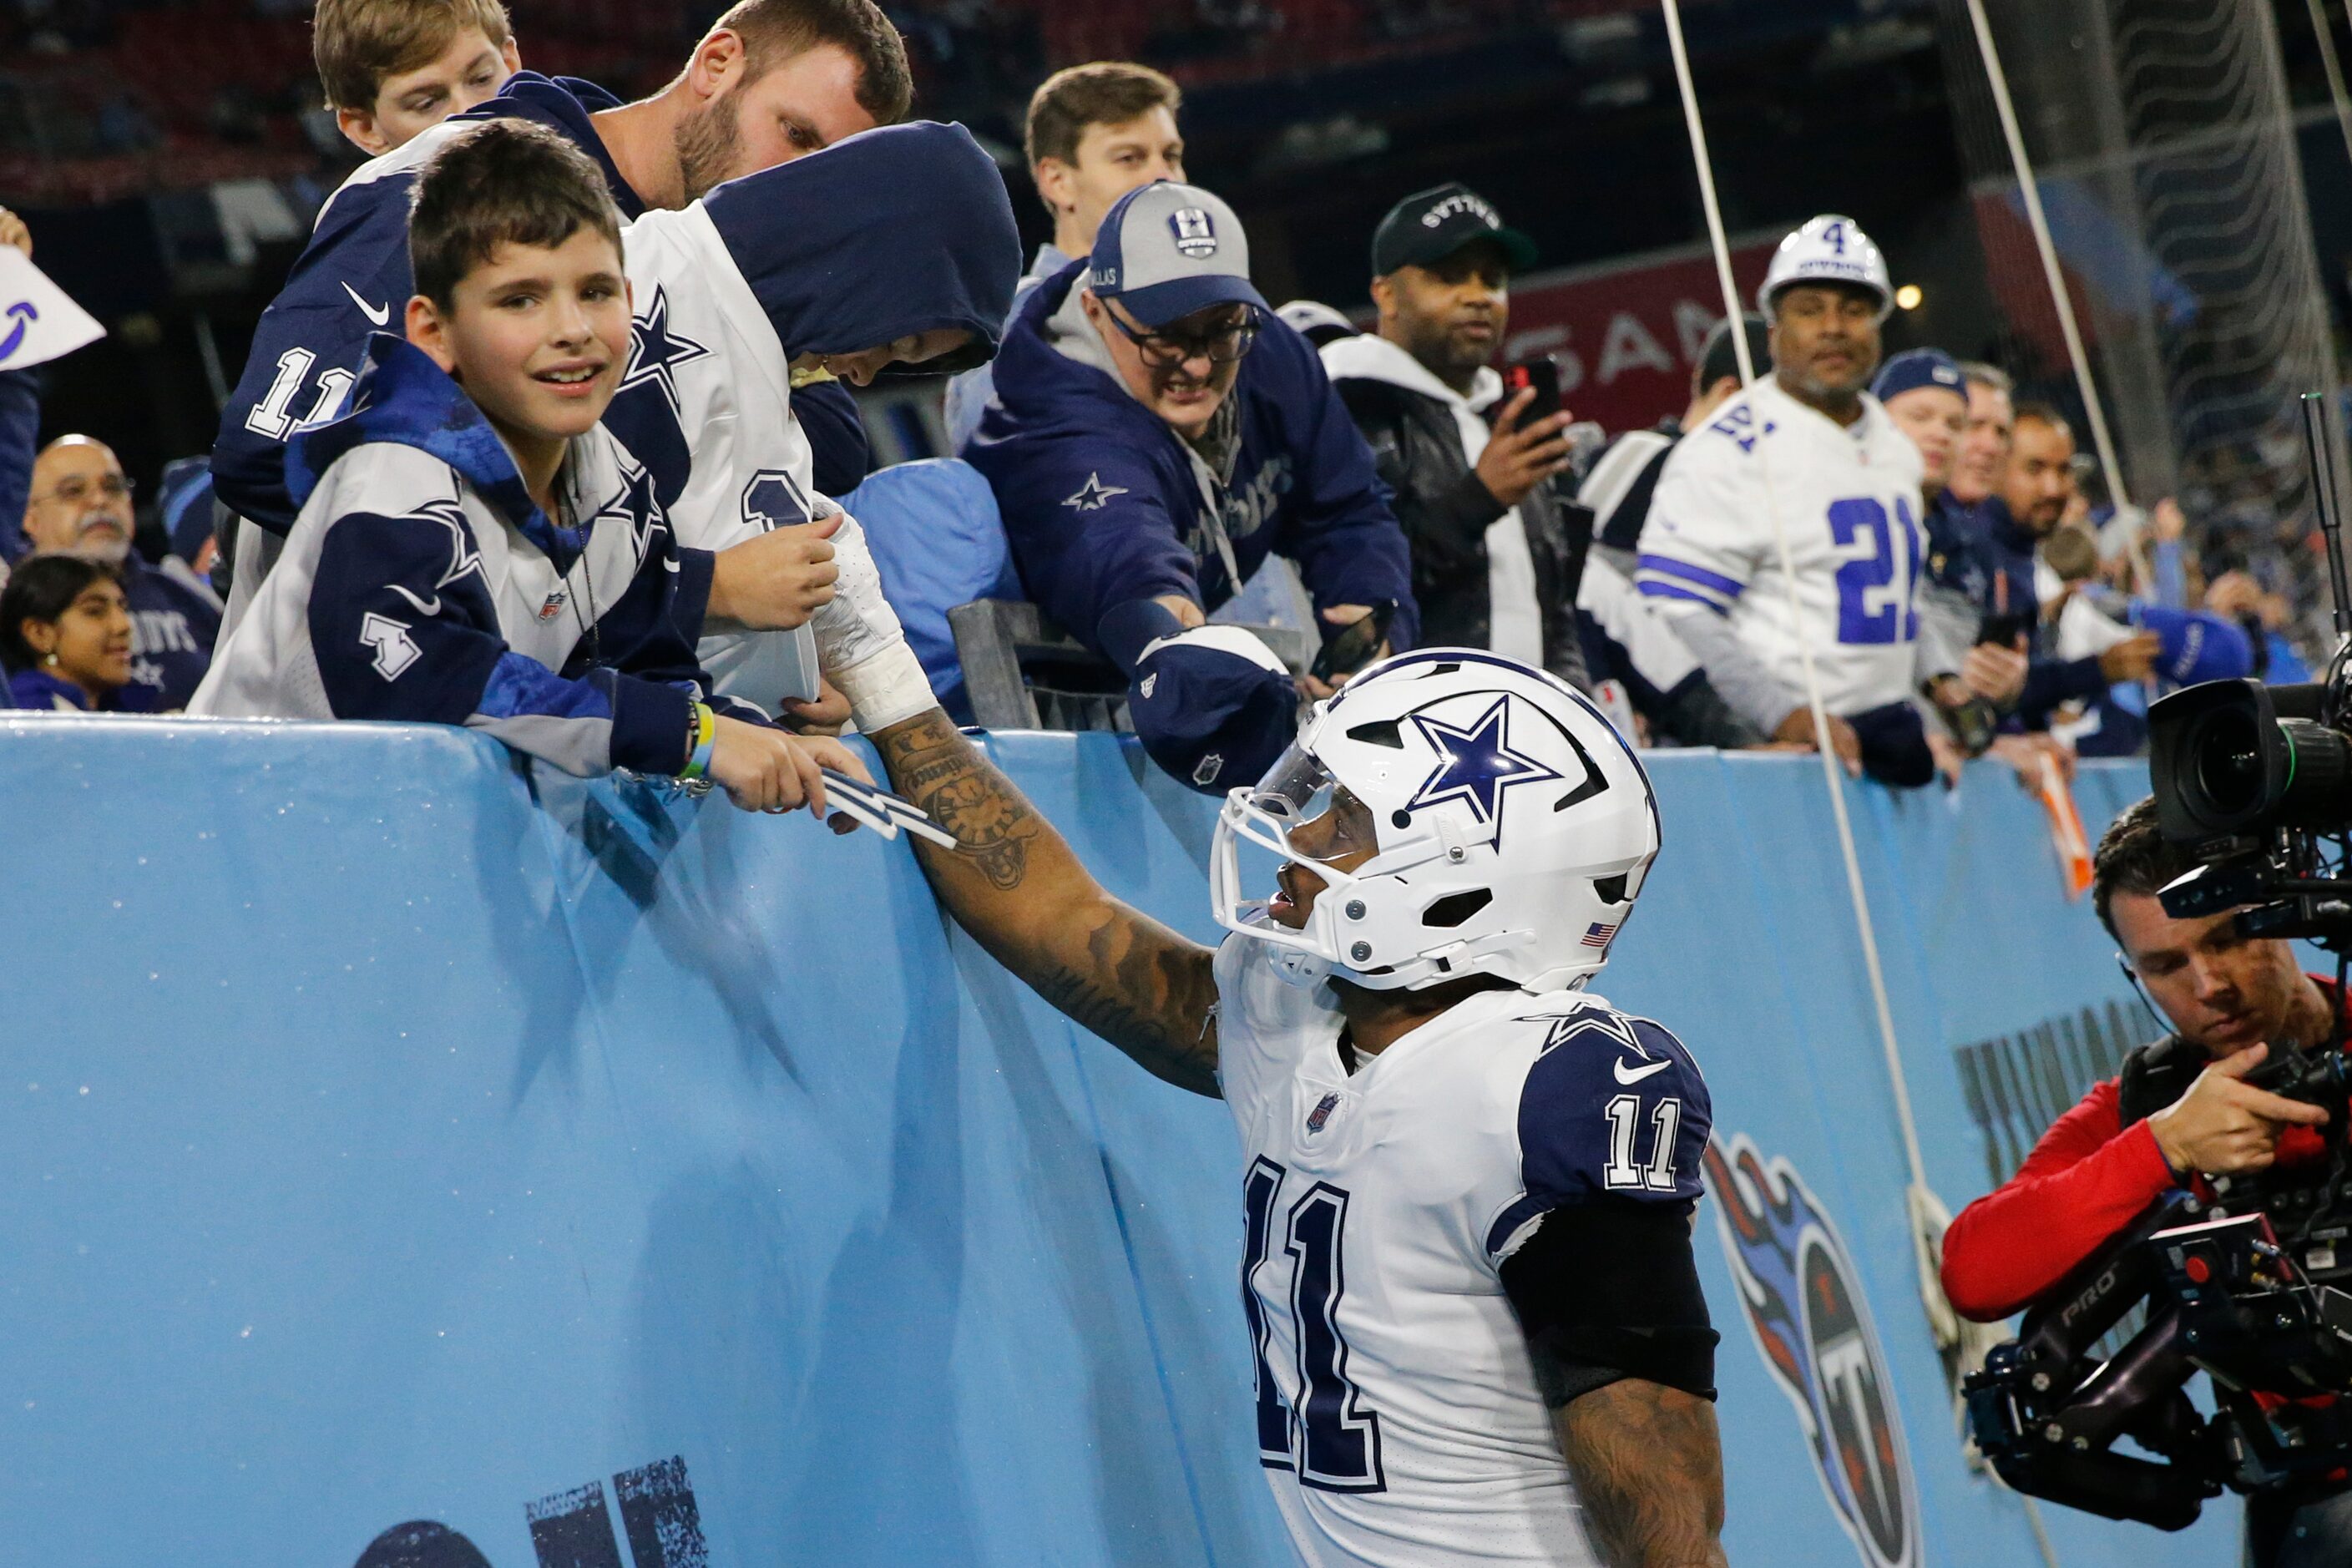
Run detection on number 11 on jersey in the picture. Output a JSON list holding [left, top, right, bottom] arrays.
[[1242, 1157, 1388, 1493]]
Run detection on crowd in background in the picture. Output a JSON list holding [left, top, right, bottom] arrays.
[[0, 0, 2328, 818]]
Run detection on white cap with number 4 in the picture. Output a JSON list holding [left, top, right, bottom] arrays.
[[1758, 214, 1893, 319]]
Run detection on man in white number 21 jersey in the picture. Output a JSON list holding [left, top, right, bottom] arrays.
[[867, 650, 1727, 1566], [1635, 214, 1935, 790]]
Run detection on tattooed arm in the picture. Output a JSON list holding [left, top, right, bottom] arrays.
[[871, 709, 1223, 1097], [1551, 1381, 1727, 1567]]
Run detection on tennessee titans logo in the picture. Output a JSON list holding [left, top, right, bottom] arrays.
[[1405, 696, 1560, 826], [1704, 1134, 1917, 1568], [1169, 207, 1218, 258]]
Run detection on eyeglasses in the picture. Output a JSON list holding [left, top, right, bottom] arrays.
[[29, 474, 134, 508], [1104, 304, 1260, 369]]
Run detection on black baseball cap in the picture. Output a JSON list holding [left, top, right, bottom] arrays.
[[1698, 314, 1773, 389], [1371, 183, 1538, 277]]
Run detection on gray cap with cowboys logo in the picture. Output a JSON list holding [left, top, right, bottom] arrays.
[[1089, 180, 1270, 330]]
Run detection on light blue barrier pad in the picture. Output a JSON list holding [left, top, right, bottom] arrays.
[[0, 716, 2230, 1565]]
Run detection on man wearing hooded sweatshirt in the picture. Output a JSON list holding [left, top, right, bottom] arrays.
[[1323, 186, 1760, 751], [1321, 187, 1581, 682], [967, 181, 1417, 795], [210, 1, 907, 628], [607, 119, 1019, 727]]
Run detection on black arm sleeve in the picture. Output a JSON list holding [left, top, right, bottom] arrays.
[[1500, 1198, 1720, 1407]]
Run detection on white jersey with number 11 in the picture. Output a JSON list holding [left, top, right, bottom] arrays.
[[1213, 933, 1712, 1567]]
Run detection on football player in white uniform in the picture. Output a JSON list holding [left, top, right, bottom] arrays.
[[1633, 214, 1935, 787], [871, 650, 1727, 1567]]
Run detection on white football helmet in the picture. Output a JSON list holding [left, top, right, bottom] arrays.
[[1210, 649, 1661, 994], [1758, 214, 1893, 320]]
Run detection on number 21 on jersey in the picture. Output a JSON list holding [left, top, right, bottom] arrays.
[[1829, 495, 1922, 645], [1242, 1158, 1387, 1493]]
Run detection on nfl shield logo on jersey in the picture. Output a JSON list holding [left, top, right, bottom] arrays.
[[1703, 1133, 1919, 1568], [1169, 207, 1218, 258], [1306, 1091, 1341, 1135]]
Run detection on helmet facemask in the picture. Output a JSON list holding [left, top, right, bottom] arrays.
[[1209, 651, 1663, 996]]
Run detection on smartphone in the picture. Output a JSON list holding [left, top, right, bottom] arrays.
[[1976, 610, 2032, 648], [1313, 599, 1398, 683], [1502, 356, 1564, 423]]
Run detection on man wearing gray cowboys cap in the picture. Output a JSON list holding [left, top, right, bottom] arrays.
[[966, 180, 1417, 794]]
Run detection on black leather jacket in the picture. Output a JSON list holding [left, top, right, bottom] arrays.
[[1332, 375, 1591, 690]]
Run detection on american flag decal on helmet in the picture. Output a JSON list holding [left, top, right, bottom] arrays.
[[1581, 921, 1618, 949]]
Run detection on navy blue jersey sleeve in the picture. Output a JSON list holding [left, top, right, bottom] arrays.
[[306, 498, 692, 777], [0, 367, 40, 561], [1487, 1011, 1712, 1258], [2016, 652, 2108, 731], [213, 182, 416, 534], [793, 377, 870, 498], [1259, 328, 1420, 651]]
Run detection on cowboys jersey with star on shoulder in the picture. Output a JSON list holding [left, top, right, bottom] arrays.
[[601, 121, 1019, 716], [1214, 932, 1710, 1567]]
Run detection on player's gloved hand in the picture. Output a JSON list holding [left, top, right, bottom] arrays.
[[705, 716, 873, 822], [2099, 630, 2162, 684], [1772, 706, 1862, 777], [706, 515, 842, 631], [2147, 1042, 2331, 1176], [779, 675, 852, 736], [1474, 386, 1574, 509], [1960, 639, 2029, 708]]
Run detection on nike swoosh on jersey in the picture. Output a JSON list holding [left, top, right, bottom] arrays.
[[342, 281, 391, 326], [385, 583, 443, 616], [1613, 1056, 1673, 1085]]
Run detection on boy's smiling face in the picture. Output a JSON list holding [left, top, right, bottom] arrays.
[[407, 227, 632, 453]]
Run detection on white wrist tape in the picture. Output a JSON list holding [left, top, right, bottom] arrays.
[[833, 639, 937, 733]]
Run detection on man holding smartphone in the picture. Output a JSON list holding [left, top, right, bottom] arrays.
[[1319, 184, 1590, 690]]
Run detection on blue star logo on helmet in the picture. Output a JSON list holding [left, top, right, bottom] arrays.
[[1404, 695, 1562, 826]]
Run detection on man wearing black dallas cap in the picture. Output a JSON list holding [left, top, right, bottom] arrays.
[[1323, 183, 1588, 688]]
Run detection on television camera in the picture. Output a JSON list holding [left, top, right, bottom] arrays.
[[1963, 392, 2352, 1528]]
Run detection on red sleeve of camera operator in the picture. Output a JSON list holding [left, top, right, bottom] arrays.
[[1938, 1079, 2181, 1322]]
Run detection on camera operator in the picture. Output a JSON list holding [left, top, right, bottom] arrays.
[[1942, 795, 2352, 1564]]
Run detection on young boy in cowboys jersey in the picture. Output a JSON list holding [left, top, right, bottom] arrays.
[[864, 650, 1726, 1566], [196, 121, 863, 820]]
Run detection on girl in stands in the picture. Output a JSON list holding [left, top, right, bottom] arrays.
[[1, 555, 147, 712]]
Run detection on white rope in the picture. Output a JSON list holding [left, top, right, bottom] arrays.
[[1660, 0, 1928, 1201], [2306, 0, 2352, 177], [1661, 7, 2061, 1561], [1960, 0, 2153, 599]]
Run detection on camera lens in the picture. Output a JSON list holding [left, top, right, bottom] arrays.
[[2193, 707, 2269, 821]]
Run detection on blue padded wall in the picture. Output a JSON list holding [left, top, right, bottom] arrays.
[[0, 716, 2231, 1565]]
